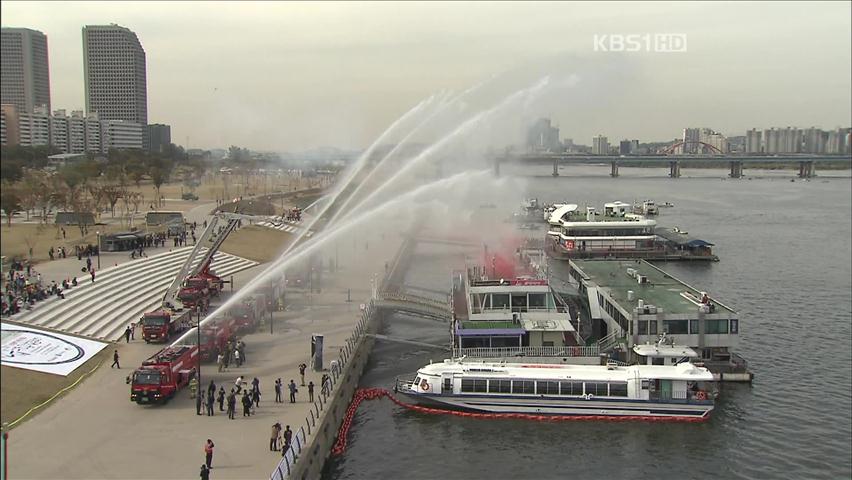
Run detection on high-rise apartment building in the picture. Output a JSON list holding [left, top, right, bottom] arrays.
[[745, 129, 762, 153], [592, 135, 609, 155], [18, 105, 50, 147], [681, 128, 700, 153], [49, 109, 70, 153], [83, 24, 147, 125], [1, 28, 51, 113]]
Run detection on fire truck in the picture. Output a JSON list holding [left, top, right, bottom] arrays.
[[178, 278, 210, 310], [140, 308, 193, 343], [229, 293, 267, 334], [198, 316, 237, 362], [129, 345, 199, 404]]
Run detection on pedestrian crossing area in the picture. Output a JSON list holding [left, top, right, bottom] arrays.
[[257, 221, 314, 237]]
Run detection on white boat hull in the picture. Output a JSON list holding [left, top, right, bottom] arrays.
[[399, 392, 712, 419]]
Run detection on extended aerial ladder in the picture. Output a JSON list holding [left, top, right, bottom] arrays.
[[162, 211, 298, 310]]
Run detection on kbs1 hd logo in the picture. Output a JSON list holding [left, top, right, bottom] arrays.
[[594, 34, 687, 53]]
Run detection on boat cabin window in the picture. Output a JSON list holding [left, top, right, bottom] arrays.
[[528, 293, 546, 310], [536, 381, 559, 395], [413, 376, 421, 385], [585, 382, 609, 396], [609, 382, 628, 397], [663, 320, 688, 335], [560, 381, 583, 395], [730, 319, 739, 334], [488, 379, 511, 393], [512, 380, 535, 394], [491, 294, 510, 310], [461, 379, 487, 393], [638, 320, 658, 335], [652, 357, 664, 366], [511, 294, 527, 312], [705, 319, 729, 334], [690, 320, 699, 334]]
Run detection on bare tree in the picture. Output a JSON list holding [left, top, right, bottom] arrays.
[[0, 181, 22, 228], [102, 185, 126, 218]]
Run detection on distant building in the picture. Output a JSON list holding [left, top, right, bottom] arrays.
[[68, 110, 86, 153], [592, 135, 609, 155], [745, 129, 761, 153], [630, 139, 639, 153], [527, 118, 562, 152], [619, 140, 632, 155], [1, 104, 21, 146], [1, 28, 51, 113], [146, 123, 171, 153], [17, 105, 49, 147], [802, 127, 825, 154], [681, 128, 700, 153], [102, 120, 143, 150], [49, 109, 70, 152], [83, 24, 147, 126]]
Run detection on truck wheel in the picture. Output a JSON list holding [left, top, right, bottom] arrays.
[[145, 339, 150, 344]]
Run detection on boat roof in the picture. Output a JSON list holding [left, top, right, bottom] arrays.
[[570, 259, 736, 316], [519, 318, 575, 332], [656, 228, 714, 246], [547, 204, 578, 223], [633, 344, 698, 358], [417, 359, 714, 382]]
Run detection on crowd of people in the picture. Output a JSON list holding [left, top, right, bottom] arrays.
[[282, 207, 302, 222], [1, 260, 81, 315]]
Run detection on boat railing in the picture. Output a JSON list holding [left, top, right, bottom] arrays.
[[453, 345, 600, 359], [394, 377, 417, 394], [651, 390, 714, 405]]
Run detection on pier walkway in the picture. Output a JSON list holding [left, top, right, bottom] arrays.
[[372, 291, 452, 322]]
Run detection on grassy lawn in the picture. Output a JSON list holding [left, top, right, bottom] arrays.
[[0, 344, 111, 428]]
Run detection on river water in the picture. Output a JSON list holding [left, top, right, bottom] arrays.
[[324, 166, 852, 480]]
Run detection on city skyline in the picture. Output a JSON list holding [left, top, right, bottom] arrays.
[[1, 1, 850, 152]]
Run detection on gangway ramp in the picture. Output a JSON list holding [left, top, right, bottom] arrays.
[[373, 292, 452, 322], [8, 248, 257, 341]]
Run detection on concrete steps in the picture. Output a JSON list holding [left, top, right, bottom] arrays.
[[9, 247, 258, 341]]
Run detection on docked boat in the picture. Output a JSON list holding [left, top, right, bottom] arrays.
[[396, 358, 715, 419]]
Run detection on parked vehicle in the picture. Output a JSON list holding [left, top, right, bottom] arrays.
[[130, 345, 199, 404]]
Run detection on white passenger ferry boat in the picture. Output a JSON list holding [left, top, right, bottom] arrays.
[[396, 358, 715, 419]]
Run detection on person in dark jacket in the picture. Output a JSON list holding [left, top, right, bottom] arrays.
[[200, 464, 210, 480], [217, 387, 226, 411], [242, 391, 252, 417]]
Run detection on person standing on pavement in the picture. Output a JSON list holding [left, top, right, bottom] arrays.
[[251, 386, 261, 408], [241, 391, 252, 417], [203, 439, 215, 469], [199, 464, 210, 480], [299, 363, 307, 385], [288, 379, 298, 403], [111, 349, 120, 368], [274, 378, 282, 403], [206, 389, 215, 416], [124, 326, 132, 343], [90, 268, 96, 283], [227, 390, 236, 420], [217, 387, 226, 412], [282, 425, 293, 456], [270, 422, 282, 451], [308, 381, 315, 402]]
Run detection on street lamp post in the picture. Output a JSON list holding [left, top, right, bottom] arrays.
[[196, 306, 202, 414], [96, 231, 101, 269]]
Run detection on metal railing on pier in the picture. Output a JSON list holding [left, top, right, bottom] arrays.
[[453, 345, 600, 359], [270, 301, 375, 480]]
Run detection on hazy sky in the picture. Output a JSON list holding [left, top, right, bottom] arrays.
[[2, 1, 850, 151]]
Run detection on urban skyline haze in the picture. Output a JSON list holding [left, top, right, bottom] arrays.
[[2, 1, 850, 152]]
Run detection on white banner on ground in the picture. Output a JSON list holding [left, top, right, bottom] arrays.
[[1, 323, 108, 376]]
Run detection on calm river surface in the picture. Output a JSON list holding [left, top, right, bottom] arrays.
[[325, 167, 852, 480]]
